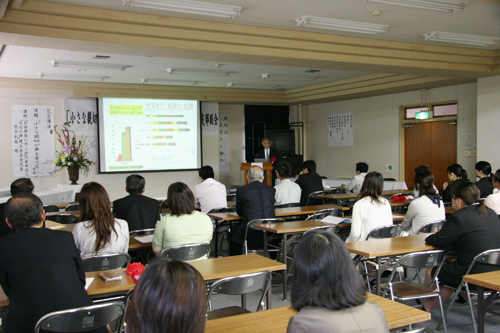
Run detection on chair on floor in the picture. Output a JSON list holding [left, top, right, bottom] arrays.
[[306, 208, 343, 220], [243, 218, 285, 256], [43, 205, 59, 212], [160, 243, 210, 261], [64, 203, 79, 212], [324, 187, 346, 194], [206, 271, 272, 320], [383, 250, 448, 333], [306, 190, 324, 206], [209, 207, 237, 254], [437, 248, 500, 333], [82, 253, 131, 272], [417, 221, 445, 234], [45, 213, 78, 224], [34, 301, 125, 333]]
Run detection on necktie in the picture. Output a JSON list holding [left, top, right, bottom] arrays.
[[265, 149, 269, 161]]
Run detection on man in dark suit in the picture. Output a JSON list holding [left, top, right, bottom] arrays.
[[230, 165, 276, 255], [0, 192, 94, 333], [255, 137, 280, 185], [0, 178, 34, 239], [113, 174, 160, 231], [295, 160, 324, 206]]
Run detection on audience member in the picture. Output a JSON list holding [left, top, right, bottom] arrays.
[[230, 165, 275, 255], [0, 178, 34, 239], [412, 165, 439, 198], [152, 182, 212, 258], [274, 161, 301, 205], [73, 182, 129, 258], [126, 260, 206, 333], [346, 172, 392, 243], [287, 231, 389, 333], [475, 161, 494, 198], [194, 165, 227, 213], [442, 163, 468, 203], [424, 182, 500, 312], [341, 162, 368, 194], [113, 174, 161, 231], [485, 169, 500, 215], [401, 171, 445, 236], [295, 160, 323, 206], [0, 193, 95, 333]]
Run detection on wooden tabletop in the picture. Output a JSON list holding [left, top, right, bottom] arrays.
[[345, 234, 438, 258], [252, 220, 339, 234], [390, 200, 413, 207], [205, 293, 430, 332], [463, 271, 500, 291], [318, 189, 413, 200], [445, 206, 456, 214]]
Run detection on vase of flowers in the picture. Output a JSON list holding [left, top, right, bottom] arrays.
[[53, 122, 94, 185]]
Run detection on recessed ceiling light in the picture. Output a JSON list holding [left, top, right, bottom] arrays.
[[38, 73, 105, 82], [51, 60, 127, 71]]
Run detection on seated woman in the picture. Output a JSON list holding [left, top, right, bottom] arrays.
[[126, 260, 206, 333], [423, 182, 500, 312], [287, 231, 389, 332], [412, 165, 439, 198], [442, 163, 468, 203], [152, 182, 213, 258], [345, 171, 392, 243], [72, 182, 129, 258], [475, 161, 494, 198], [485, 169, 500, 215], [401, 171, 445, 236]]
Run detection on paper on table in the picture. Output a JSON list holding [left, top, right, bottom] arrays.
[[85, 277, 94, 290], [134, 235, 154, 243], [321, 216, 351, 224], [45, 220, 65, 230]]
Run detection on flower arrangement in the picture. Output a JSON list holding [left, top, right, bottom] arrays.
[[52, 121, 94, 176]]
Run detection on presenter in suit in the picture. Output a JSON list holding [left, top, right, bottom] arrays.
[[255, 138, 280, 186]]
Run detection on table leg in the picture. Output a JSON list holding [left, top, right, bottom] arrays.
[[477, 286, 484, 333], [263, 231, 268, 258], [376, 257, 382, 296], [282, 234, 288, 301], [214, 219, 220, 258]]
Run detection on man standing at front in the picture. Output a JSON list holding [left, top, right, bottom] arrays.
[[230, 165, 275, 255], [255, 137, 279, 186], [194, 165, 227, 213]]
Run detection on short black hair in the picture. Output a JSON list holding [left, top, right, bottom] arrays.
[[10, 178, 34, 195], [356, 162, 369, 173], [198, 165, 214, 180], [5, 192, 43, 230], [303, 160, 316, 173], [291, 231, 366, 311], [126, 174, 145, 195], [276, 161, 292, 179]]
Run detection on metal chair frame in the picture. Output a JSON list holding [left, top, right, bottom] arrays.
[[64, 204, 79, 212], [129, 228, 155, 236], [243, 218, 285, 255], [45, 213, 78, 225], [306, 208, 343, 220], [43, 205, 59, 212], [82, 253, 131, 272], [160, 243, 210, 261], [417, 220, 445, 234], [274, 202, 301, 209], [306, 190, 324, 206]]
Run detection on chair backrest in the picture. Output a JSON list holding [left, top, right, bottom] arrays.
[[43, 205, 59, 213], [306, 190, 324, 206], [160, 243, 210, 261], [306, 208, 343, 220], [417, 220, 445, 234], [383, 178, 397, 181], [208, 206, 237, 214], [129, 228, 155, 236], [465, 248, 500, 276], [396, 249, 447, 270], [244, 218, 285, 254], [64, 204, 79, 212], [45, 213, 78, 225], [34, 301, 125, 333], [324, 187, 346, 194], [274, 202, 301, 209], [82, 254, 131, 272], [403, 327, 426, 333], [303, 225, 337, 235], [366, 225, 401, 240], [207, 271, 272, 312]]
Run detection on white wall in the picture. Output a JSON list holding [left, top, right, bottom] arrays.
[[218, 104, 245, 186], [304, 83, 478, 181], [477, 75, 500, 171]]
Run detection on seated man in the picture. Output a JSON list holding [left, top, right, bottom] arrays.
[[295, 160, 324, 206], [341, 162, 369, 194], [194, 165, 227, 213], [0, 178, 34, 239], [274, 161, 301, 206], [113, 174, 160, 231], [230, 165, 276, 255], [0, 193, 95, 333]]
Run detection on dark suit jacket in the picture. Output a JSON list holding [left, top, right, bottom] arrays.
[[0, 203, 15, 239], [232, 181, 276, 247], [442, 178, 465, 203], [0, 228, 93, 333], [426, 205, 500, 277], [113, 194, 160, 231], [255, 148, 280, 164], [476, 177, 494, 199], [295, 171, 324, 206]]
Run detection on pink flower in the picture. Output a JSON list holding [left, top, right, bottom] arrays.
[[63, 145, 71, 154]]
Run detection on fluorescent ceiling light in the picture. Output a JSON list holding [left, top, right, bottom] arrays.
[[295, 16, 388, 35], [166, 68, 231, 76], [227, 82, 277, 89], [38, 73, 105, 82], [141, 78, 198, 85], [51, 60, 127, 71], [122, 0, 241, 18], [423, 31, 499, 46], [366, 0, 467, 13], [261, 73, 317, 81]]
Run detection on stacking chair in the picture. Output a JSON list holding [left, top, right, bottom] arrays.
[[159, 198, 168, 217], [274, 202, 301, 208], [160, 243, 210, 261], [437, 248, 500, 333], [417, 220, 445, 234], [306, 208, 343, 220], [43, 205, 59, 212], [34, 301, 125, 333], [64, 203, 79, 212], [383, 250, 448, 333], [306, 190, 324, 206], [45, 213, 78, 224], [82, 253, 131, 272], [129, 228, 155, 237], [243, 218, 285, 256], [209, 207, 237, 255], [206, 271, 272, 320]]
